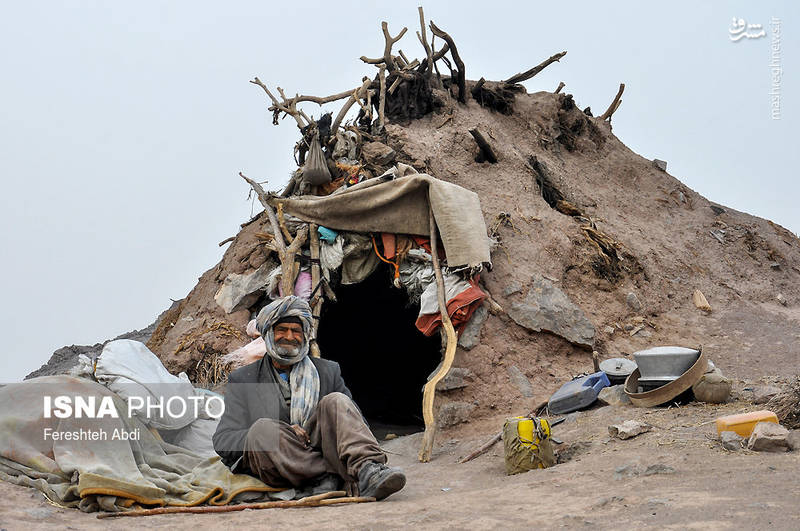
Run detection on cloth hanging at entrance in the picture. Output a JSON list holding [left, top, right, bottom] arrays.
[[415, 274, 487, 336], [272, 171, 491, 270]]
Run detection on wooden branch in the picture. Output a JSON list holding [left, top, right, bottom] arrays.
[[250, 77, 375, 129], [275, 203, 294, 244], [469, 128, 498, 163], [378, 65, 386, 130], [417, 6, 434, 78], [419, 206, 458, 463], [460, 432, 502, 463], [470, 77, 486, 100], [398, 49, 411, 66], [429, 21, 465, 103], [239, 172, 306, 296], [218, 236, 235, 247], [250, 77, 306, 129], [554, 81, 565, 94], [96, 492, 374, 518], [387, 76, 402, 95], [331, 78, 372, 134], [360, 21, 407, 72], [309, 223, 322, 359], [504, 51, 567, 85], [599, 83, 625, 120]]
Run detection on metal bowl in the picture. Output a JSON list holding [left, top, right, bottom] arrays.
[[633, 346, 700, 381]]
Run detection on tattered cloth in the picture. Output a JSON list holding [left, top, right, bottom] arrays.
[[0, 376, 281, 512], [272, 172, 491, 270]]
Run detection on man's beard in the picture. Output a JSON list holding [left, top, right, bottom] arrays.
[[275, 340, 302, 360]]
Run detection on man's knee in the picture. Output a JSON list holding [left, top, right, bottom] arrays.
[[318, 392, 351, 411], [245, 418, 282, 451]]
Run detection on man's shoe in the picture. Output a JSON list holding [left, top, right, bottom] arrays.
[[357, 461, 406, 501]]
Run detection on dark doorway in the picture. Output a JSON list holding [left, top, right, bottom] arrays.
[[317, 263, 442, 437]]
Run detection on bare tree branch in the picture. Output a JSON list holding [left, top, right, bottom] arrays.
[[599, 83, 625, 121], [331, 78, 373, 134], [360, 21, 407, 72], [555, 81, 565, 94], [429, 21, 466, 103], [504, 51, 567, 85]]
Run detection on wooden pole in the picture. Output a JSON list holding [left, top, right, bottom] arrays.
[[96, 492, 374, 518], [418, 205, 458, 462], [309, 223, 323, 358]]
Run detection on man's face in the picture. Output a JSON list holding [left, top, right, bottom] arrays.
[[273, 322, 304, 350]]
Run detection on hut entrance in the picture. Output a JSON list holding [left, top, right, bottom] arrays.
[[317, 263, 442, 438]]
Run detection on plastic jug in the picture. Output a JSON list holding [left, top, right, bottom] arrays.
[[547, 371, 611, 414], [715, 410, 779, 437]]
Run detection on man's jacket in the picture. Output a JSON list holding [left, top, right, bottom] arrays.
[[212, 355, 352, 470]]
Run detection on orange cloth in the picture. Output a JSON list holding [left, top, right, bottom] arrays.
[[415, 279, 486, 337]]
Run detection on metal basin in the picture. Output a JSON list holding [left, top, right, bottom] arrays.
[[624, 349, 708, 407], [633, 346, 700, 382]]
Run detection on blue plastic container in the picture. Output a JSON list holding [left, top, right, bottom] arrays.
[[547, 371, 611, 414]]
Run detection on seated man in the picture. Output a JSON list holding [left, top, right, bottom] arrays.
[[213, 295, 406, 500]]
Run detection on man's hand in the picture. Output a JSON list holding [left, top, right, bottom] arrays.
[[290, 424, 310, 447]]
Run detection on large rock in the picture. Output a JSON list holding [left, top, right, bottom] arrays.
[[747, 421, 790, 452], [214, 261, 275, 314], [361, 141, 396, 166], [436, 401, 476, 428], [436, 368, 473, 391], [457, 304, 488, 350], [507, 275, 595, 348]]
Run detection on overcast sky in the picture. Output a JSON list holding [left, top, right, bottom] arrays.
[[1, 1, 796, 382]]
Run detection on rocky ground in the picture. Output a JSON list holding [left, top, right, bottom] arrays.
[[2, 385, 799, 530]]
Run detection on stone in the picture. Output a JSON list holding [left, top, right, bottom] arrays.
[[643, 464, 675, 476], [598, 385, 632, 407], [613, 463, 640, 479], [769, 262, 781, 270], [709, 205, 726, 215], [752, 385, 782, 404], [788, 430, 800, 451], [361, 141, 396, 166], [608, 420, 651, 440], [507, 274, 595, 348], [776, 293, 788, 306], [436, 368, 473, 392], [436, 401, 476, 428], [507, 365, 534, 397], [747, 421, 790, 452], [653, 159, 668, 171], [720, 430, 744, 451], [603, 325, 616, 335], [214, 261, 275, 314], [692, 289, 712, 313], [457, 304, 488, 350], [502, 281, 522, 297], [626, 292, 642, 312]]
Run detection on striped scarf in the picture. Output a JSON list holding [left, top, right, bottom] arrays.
[[256, 296, 320, 429]]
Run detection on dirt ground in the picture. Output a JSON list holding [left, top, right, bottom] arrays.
[[2, 388, 799, 530]]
